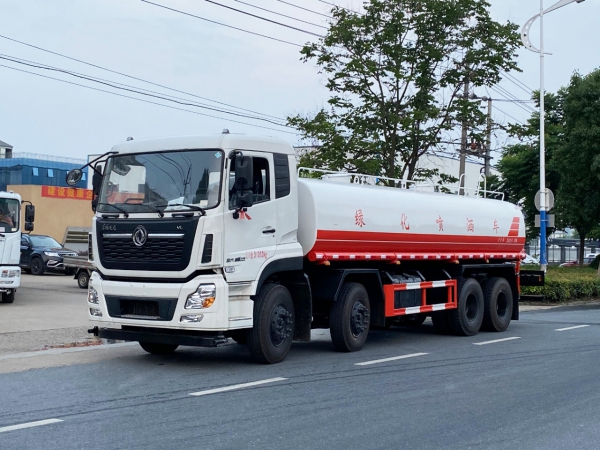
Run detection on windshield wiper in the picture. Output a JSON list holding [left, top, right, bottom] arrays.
[[98, 202, 129, 218], [162, 203, 206, 216]]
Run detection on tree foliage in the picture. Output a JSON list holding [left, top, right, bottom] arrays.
[[495, 91, 564, 239], [554, 69, 600, 265], [288, 0, 521, 183]]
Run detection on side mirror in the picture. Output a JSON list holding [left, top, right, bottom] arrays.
[[234, 155, 253, 191], [66, 169, 83, 186], [24, 222, 34, 232], [25, 205, 35, 223], [234, 154, 254, 209]]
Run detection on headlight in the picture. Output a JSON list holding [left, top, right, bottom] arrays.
[[185, 283, 216, 309], [88, 286, 99, 304], [44, 252, 60, 257]]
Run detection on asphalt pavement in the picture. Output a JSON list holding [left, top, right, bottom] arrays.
[[1, 292, 599, 450]]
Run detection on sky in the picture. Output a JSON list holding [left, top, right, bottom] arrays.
[[0, 0, 598, 166]]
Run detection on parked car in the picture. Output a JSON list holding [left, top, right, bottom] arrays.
[[19, 234, 78, 275], [559, 256, 597, 267]]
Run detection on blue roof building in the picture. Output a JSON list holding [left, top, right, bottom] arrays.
[[0, 152, 87, 191]]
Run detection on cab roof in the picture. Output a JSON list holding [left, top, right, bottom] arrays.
[[110, 134, 295, 156]]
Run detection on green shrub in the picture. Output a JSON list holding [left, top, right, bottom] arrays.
[[522, 266, 600, 302]]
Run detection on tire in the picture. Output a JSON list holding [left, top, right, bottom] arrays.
[[448, 278, 484, 336], [482, 277, 513, 332], [2, 289, 15, 304], [77, 270, 90, 289], [248, 284, 295, 364], [431, 311, 452, 334], [228, 329, 248, 345], [398, 314, 427, 327], [330, 282, 371, 352], [139, 342, 179, 355], [30, 257, 45, 276]]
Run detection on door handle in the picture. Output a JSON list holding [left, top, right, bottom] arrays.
[[262, 227, 276, 234]]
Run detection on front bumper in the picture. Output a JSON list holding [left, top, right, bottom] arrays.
[[87, 271, 254, 331]]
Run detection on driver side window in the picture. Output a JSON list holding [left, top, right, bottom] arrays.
[[229, 157, 270, 209]]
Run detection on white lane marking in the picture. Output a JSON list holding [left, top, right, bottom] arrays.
[[355, 353, 428, 366], [0, 419, 63, 434], [555, 325, 591, 332], [473, 337, 521, 346], [189, 377, 288, 397]]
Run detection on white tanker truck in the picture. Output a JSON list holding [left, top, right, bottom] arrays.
[[66, 132, 540, 363]]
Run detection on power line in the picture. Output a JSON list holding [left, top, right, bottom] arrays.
[[140, 1, 303, 47], [489, 85, 536, 114], [0, 54, 289, 126], [0, 64, 298, 135], [275, 0, 331, 18], [0, 34, 285, 121], [503, 71, 535, 95], [232, 0, 328, 29], [202, 0, 324, 37]]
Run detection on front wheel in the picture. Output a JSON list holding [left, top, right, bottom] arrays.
[[77, 270, 90, 289], [30, 257, 45, 276], [139, 342, 179, 355], [330, 282, 371, 352], [248, 284, 295, 364]]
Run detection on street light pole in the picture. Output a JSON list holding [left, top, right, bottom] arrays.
[[520, 0, 585, 271]]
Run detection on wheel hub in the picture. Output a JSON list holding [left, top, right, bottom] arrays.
[[350, 301, 370, 337], [270, 304, 293, 347]]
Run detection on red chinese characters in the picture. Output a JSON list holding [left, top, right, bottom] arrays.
[[467, 218, 474, 232], [400, 213, 410, 230], [355, 209, 366, 228], [436, 215, 444, 232], [41, 185, 93, 201]]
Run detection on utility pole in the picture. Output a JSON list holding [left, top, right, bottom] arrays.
[[458, 75, 470, 195], [484, 97, 493, 177]]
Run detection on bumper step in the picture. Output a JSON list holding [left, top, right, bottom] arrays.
[[88, 326, 229, 347]]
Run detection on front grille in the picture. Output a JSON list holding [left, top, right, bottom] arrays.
[[102, 238, 185, 262], [121, 300, 159, 318], [97, 217, 199, 271]]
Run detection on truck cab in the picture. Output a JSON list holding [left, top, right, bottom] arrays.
[[70, 133, 303, 360]]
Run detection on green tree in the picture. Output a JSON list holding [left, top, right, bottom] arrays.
[[288, 0, 521, 183], [554, 69, 600, 266], [495, 91, 564, 239]]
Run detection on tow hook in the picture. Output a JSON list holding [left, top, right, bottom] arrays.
[[88, 326, 99, 336]]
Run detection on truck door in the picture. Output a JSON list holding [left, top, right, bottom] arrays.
[[223, 152, 277, 283]]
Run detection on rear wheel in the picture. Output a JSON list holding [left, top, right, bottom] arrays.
[[30, 257, 45, 276], [1, 289, 15, 303], [77, 270, 90, 289], [482, 277, 513, 332], [448, 278, 484, 336], [139, 342, 179, 355], [248, 284, 295, 364], [330, 282, 370, 352]]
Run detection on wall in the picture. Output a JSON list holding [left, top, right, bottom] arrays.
[[9, 185, 94, 243]]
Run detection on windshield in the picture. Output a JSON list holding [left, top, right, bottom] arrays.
[[97, 149, 224, 213], [30, 235, 61, 247], [0, 199, 19, 233]]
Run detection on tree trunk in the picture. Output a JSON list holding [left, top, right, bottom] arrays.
[[579, 234, 586, 267]]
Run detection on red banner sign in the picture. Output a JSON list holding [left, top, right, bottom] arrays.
[[41, 185, 93, 201]]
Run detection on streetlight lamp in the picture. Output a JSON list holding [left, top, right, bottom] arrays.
[[520, 0, 585, 271]]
